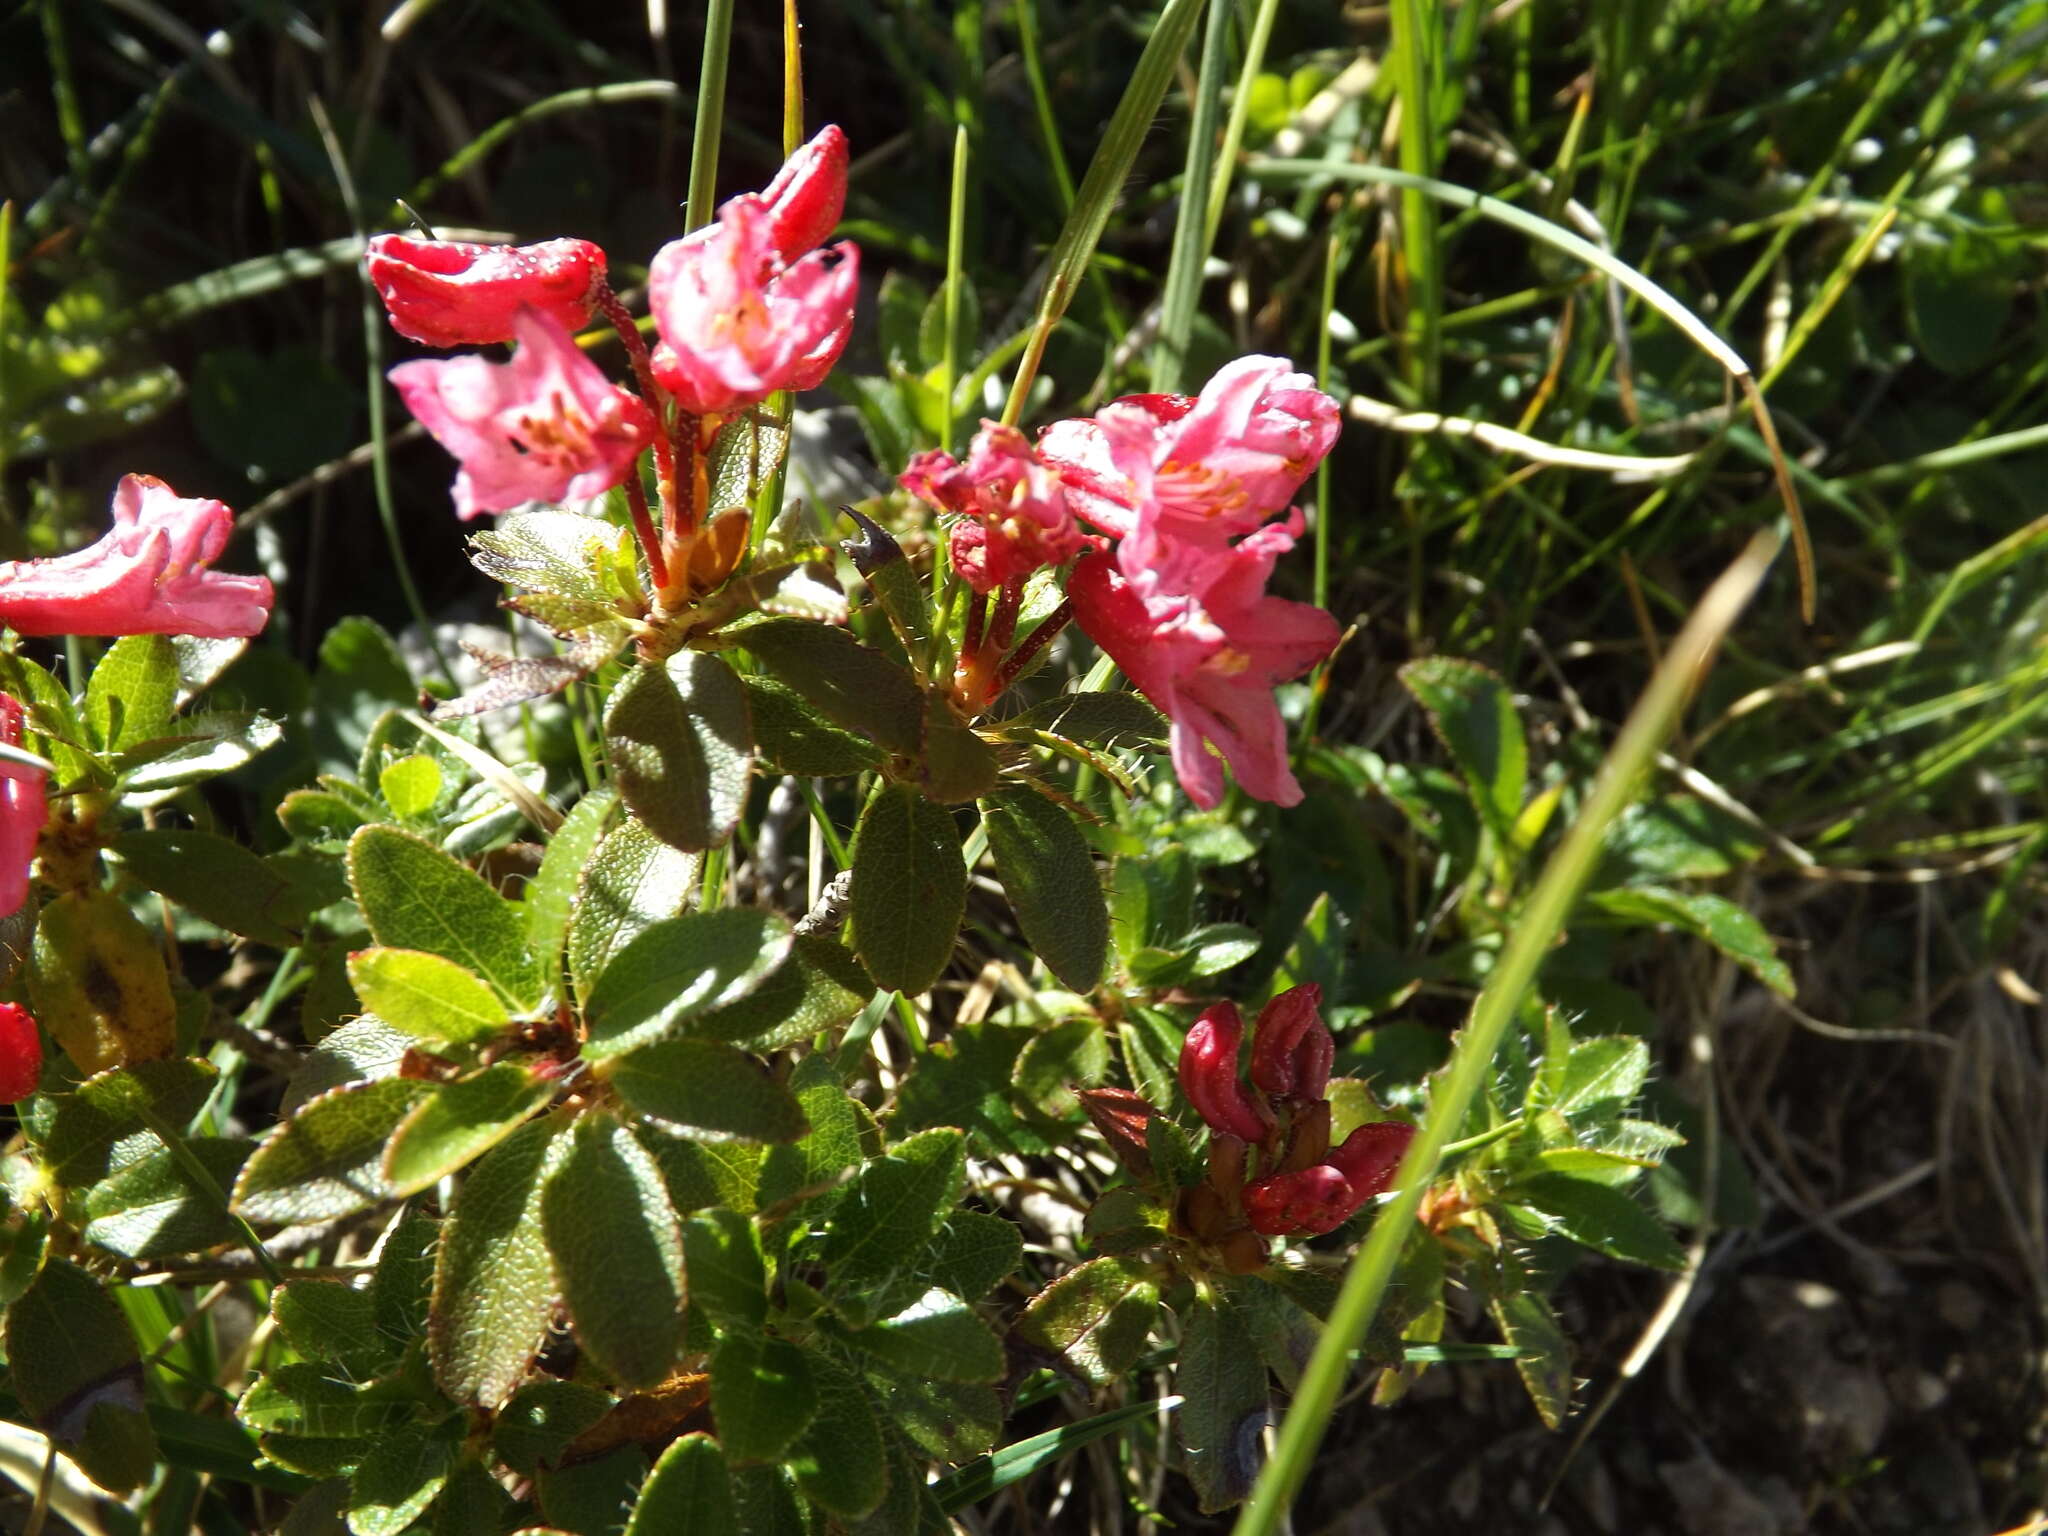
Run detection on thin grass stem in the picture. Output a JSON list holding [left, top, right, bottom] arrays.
[[685, 0, 736, 234]]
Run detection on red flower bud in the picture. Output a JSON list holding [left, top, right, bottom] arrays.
[[1077, 1086, 1159, 1179], [1177, 1002, 1269, 1142], [1250, 983, 1332, 1100], [759, 124, 849, 260], [367, 235, 607, 348], [1326, 1120, 1414, 1203], [0, 1003, 41, 1103], [1243, 1165, 1355, 1236]]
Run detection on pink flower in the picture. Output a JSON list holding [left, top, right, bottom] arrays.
[[0, 694, 45, 923], [647, 135, 859, 415], [1038, 356, 1339, 543], [0, 476, 274, 639], [900, 423, 1092, 593], [390, 306, 657, 520], [758, 124, 849, 261], [1069, 519, 1337, 810], [367, 236, 607, 348]]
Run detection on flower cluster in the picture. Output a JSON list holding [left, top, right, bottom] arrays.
[[901, 356, 1341, 809], [370, 125, 858, 599], [1176, 984, 1413, 1260]]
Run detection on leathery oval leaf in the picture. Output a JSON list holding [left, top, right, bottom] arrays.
[[541, 1113, 687, 1392], [429, 1113, 570, 1408], [981, 785, 1109, 993], [346, 947, 510, 1049], [849, 784, 965, 996], [602, 1038, 808, 1144], [347, 826, 543, 1011], [231, 1077, 432, 1226], [382, 1062, 561, 1197], [581, 908, 791, 1062], [603, 648, 753, 853]]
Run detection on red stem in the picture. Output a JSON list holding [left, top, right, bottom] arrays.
[[591, 283, 678, 520], [988, 578, 1025, 654], [962, 586, 988, 661], [991, 599, 1072, 698], [622, 472, 669, 592]]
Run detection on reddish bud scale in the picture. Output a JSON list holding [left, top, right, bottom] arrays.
[[1076, 1086, 1158, 1178], [1177, 1002, 1269, 1142], [0, 1003, 41, 1103]]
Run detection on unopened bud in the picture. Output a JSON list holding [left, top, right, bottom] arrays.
[[1178, 1002, 1270, 1141], [759, 124, 849, 260], [1327, 1120, 1415, 1203], [1250, 983, 1332, 1100], [0, 1002, 39, 1103], [1243, 1165, 1355, 1237]]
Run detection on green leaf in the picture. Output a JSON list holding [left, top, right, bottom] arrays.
[[1515, 1172, 1686, 1269], [493, 1380, 613, 1477], [1597, 795, 1765, 883], [739, 616, 924, 755], [535, 1446, 646, 1536], [112, 827, 310, 945], [698, 933, 875, 1052], [1904, 196, 2023, 376], [850, 784, 965, 995], [981, 786, 1109, 992], [311, 617, 415, 774], [4, 1257, 159, 1493], [347, 827, 543, 1011], [925, 1210, 1022, 1301], [1399, 657, 1527, 848], [1001, 691, 1168, 751], [680, 1209, 766, 1330], [1489, 1289, 1573, 1430], [346, 948, 510, 1050], [192, 343, 356, 484], [1583, 885, 1794, 996], [757, 1052, 866, 1211], [626, 1433, 735, 1535], [236, 1364, 407, 1440], [82, 1135, 253, 1259], [638, 1129, 762, 1217], [1011, 1015, 1109, 1119], [470, 508, 634, 605], [862, 1371, 1001, 1466], [117, 711, 284, 793], [1177, 1292, 1270, 1513], [348, 1424, 454, 1536], [525, 789, 616, 962], [840, 1288, 1003, 1382], [430, 1114, 569, 1408], [743, 676, 885, 776], [1109, 849, 1194, 963], [231, 1078, 430, 1225], [371, 1203, 439, 1351], [567, 816, 700, 1005], [1013, 1255, 1159, 1388], [542, 1113, 686, 1391], [382, 1063, 559, 1196], [604, 1037, 808, 1143], [582, 909, 792, 1061], [786, 1358, 887, 1519], [604, 649, 754, 853], [820, 1127, 964, 1284], [84, 635, 178, 751], [378, 753, 444, 819], [272, 1280, 392, 1380], [283, 1016, 412, 1114], [920, 692, 1000, 804], [35, 1058, 217, 1189], [709, 1330, 816, 1463], [1543, 1034, 1650, 1119]]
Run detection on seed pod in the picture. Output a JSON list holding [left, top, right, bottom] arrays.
[[27, 889, 176, 1076]]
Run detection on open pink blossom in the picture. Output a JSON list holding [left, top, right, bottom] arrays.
[[391, 306, 656, 520], [1069, 517, 1337, 809], [1038, 356, 1339, 542], [0, 694, 46, 922], [758, 124, 849, 261], [0, 476, 273, 639], [900, 423, 1091, 593], [367, 236, 607, 348], [647, 138, 859, 415]]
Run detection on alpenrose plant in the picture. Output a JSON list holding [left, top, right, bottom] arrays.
[[0, 118, 1691, 1533]]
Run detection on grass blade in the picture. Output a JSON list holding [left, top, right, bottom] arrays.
[[1231, 531, 1782, 1535], [686, 0, 736, 233], [1152, 0, 1233, 391]]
